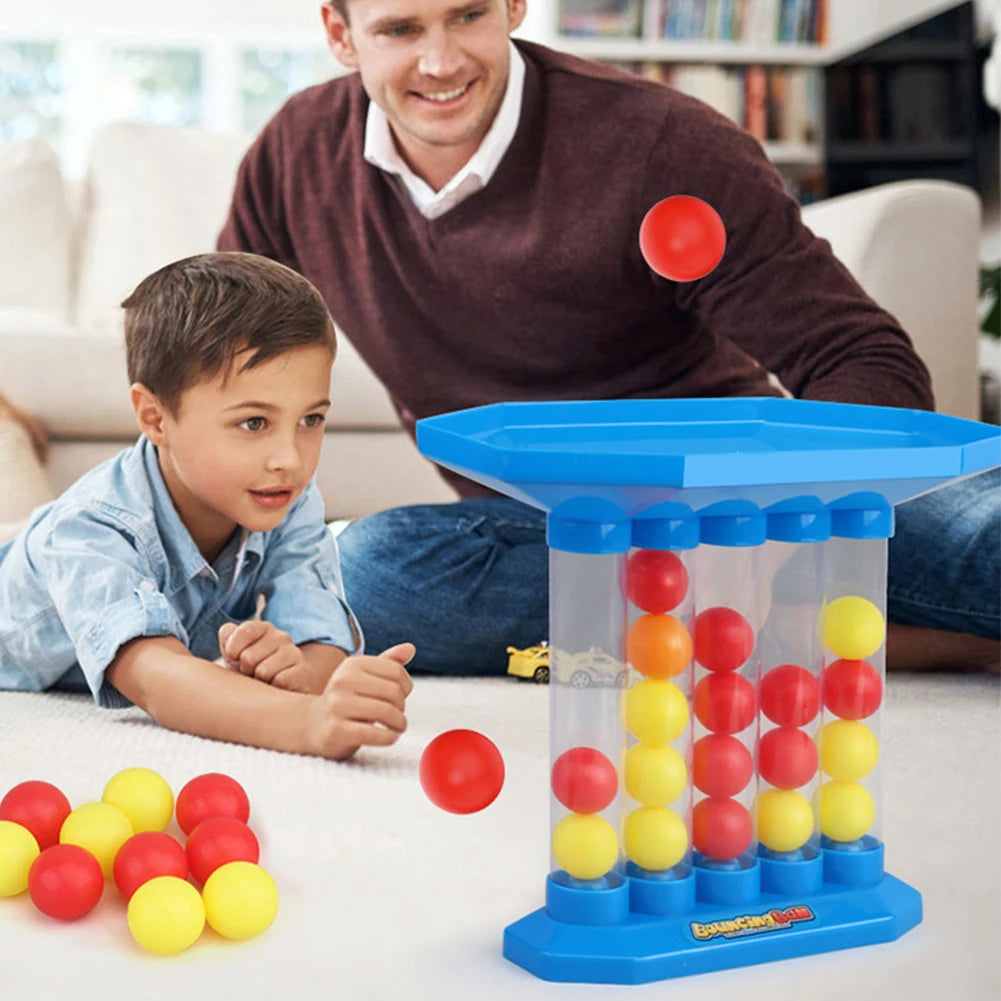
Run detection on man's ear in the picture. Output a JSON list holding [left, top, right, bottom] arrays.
[[131, 383, 169, 445], [507, 0, 527, 33], [321, 3, 360, 70]]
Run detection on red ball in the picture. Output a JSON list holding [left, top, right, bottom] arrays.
[[693, 797, 753, 861], [694, 672, 757, 734], [113, 831, 189, 900], [760, 664, 820, 727], [693, 607, 755, 672], [186, 817, 260, 885], [0, 780, 72, 850], [639, 195, 726, 282], [175, 773, 250, 836], [823, 659, 883, 720], [419, 730, 505, 815], [758, 727, 818, 790], [626, 549, 689, 614], [551, 747, 618, 814], [28, 843, 104, 920], [692, 734, 753, 797]]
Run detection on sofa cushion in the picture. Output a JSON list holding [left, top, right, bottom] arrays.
[[75, 122, 252, 333], [0, 139, 72, 320]]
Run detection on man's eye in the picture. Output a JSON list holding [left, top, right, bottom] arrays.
[[462, 9, 484, 22], [239, 417, 267, 432], [386, 24, 413, 36]]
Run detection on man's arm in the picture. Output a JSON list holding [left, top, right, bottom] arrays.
[[106, 636, 409, 760], [642, 100, 934, 411]]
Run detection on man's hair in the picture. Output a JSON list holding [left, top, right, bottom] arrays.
[[122, 252, 336, 414], [328, 0, 350, 24]]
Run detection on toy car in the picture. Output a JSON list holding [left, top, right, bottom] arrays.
[[553, 649, 628, 689], [506, 643, 550, 684]]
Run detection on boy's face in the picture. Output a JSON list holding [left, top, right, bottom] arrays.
[[140, 343, 333, 560], [323, 0, 526, 183]]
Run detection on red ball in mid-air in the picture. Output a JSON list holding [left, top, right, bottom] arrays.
[[694, 672, 757, 734], [758, 727, 818, 790], [29, 843, 104, 920], [693, 607, 755, 672], [626, 549, 689, 614], [186, 817, 260, 886], [639, 195, 726, 282], [693, 797, 753, 861], [551, 747, 618, 814], [175, 773, 250, 836], [823, 659, 883, 720], [419, 730, 505, 815], [692, 734, 753, 798], [113, 831, 189, 900], [760, 664, 820, 727], [0, 780, 72, 851]]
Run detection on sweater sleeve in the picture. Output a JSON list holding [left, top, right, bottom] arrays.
[[217, 121, 301, 271], [640, 101, 934, 411]]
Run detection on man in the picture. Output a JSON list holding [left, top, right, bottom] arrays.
[[216, 0, 1000, 673]]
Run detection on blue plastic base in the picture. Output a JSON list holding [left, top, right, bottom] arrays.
[[503, 871, 921, 984]]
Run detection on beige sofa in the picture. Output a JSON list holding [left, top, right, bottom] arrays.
[[0, 124, 983, 519]]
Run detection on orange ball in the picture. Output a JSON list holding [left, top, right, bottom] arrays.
[[627, 614, 693, 679]]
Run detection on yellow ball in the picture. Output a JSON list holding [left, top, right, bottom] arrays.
[[625, 679, 689, 745], [102, 767, 174, 834], [818, 781, 875, 842], [624, 806, 688, 871], [60, 802, 133, 878], [551, 813, 619, 881], [756, 789, 814, 853], [128, 876, 205, 955], [625, 743, 687, 806], [0, 820, 40, 897], [819, 720, 879, 781], [822, 596, 885, 660], [202, 861, 279, 940]]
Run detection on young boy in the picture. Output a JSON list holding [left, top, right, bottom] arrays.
[[0, 252, 414, 760]]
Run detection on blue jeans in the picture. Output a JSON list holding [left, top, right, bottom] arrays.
[[337, 470, 1000, 675]]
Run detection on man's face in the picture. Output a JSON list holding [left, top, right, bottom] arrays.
[[149, 343, 333, 560], [323, 0, 527, 183]]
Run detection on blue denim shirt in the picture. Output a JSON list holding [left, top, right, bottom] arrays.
[[0, 437, 360, 708]]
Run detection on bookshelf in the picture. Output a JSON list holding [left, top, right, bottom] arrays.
[[823, 1, 979, 197], [551, 0, 830, 198]]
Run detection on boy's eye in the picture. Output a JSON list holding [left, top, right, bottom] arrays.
[[301, 413, 326, 429], [239, 417, 268, 432], [462, 8, 484, 22], [384, 23, 414, 37]]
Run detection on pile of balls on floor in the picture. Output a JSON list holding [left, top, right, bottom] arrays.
[[0, 769, 278, 956]]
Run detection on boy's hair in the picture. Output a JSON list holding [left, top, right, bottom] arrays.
[[122, 252, 336, 414], [328, 0, 350, 24]]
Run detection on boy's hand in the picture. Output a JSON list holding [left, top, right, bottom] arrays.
[[306, 643, 415, 760], [218, 620, 306, 682]]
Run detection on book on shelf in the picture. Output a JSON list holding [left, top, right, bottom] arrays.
[[558, 0, 643, 37], [653, 62, 818, 144], [658, 0, 827, 44]]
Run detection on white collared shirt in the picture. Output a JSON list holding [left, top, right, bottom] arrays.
[[363, 42, 525, 220]]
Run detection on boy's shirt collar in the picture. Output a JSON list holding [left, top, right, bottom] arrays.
[[363, 42, 525, 219], [137, 437, 265, 590]]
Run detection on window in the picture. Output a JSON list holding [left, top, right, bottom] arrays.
[[101, 47, 203, 127], [0, 40, 63, 144], [239, 48, 335, 134]]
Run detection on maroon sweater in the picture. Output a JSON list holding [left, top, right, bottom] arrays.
[[218, 41, 933, 497]]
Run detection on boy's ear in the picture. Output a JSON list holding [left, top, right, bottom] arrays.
[[321, 2, 359, 69], [131, 383, 168, 444]]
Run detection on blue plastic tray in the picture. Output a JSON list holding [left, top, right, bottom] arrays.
[[416, 398, 1001, 514]]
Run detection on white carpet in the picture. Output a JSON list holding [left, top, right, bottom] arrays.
[[0, 673, 998, 1001]]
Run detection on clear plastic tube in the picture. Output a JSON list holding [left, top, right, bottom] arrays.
[[817, 537, 887, 851], [548, 549, 628, 888]]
